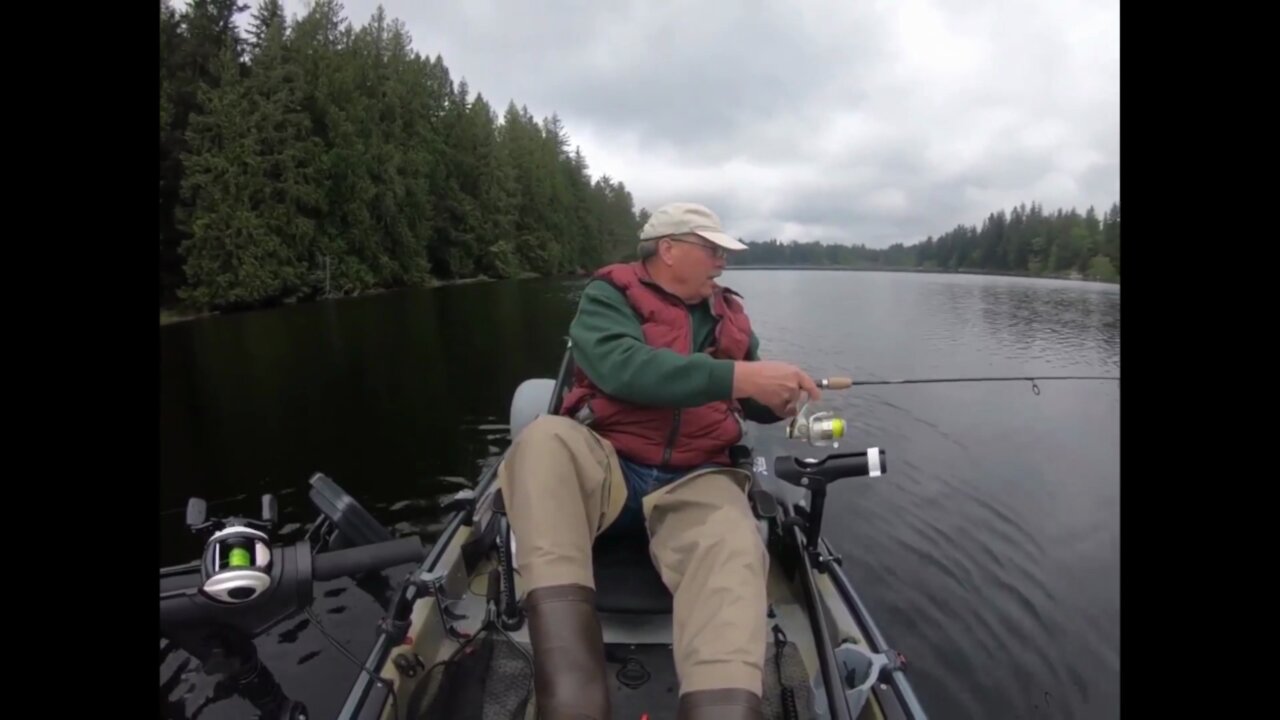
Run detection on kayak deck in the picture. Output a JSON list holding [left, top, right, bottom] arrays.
[[380, 500, 891, 720], [399, 559, 819, 718]]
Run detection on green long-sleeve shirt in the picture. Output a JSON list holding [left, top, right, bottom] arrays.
[[568, 280, 783, 424]]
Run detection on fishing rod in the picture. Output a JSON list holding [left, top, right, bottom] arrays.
[[788, 373, 1120, 446], [817, 374, 1119, 396], [783, 371, 1116, 440]]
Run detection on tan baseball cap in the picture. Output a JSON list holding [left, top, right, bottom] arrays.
[[640, 202, 748, 251]]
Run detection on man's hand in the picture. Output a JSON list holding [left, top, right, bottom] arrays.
[[732, 361, 822, 418]]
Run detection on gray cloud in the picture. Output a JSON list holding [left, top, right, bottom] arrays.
[[273, 0, 1118, 248]]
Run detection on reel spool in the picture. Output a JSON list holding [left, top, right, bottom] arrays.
[[200, 525, 273, 603], [785, 396, 846, 448]]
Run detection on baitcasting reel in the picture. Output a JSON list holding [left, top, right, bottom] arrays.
[[187, 494, 279, 604]]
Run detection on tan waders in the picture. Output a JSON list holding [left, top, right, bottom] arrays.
[[497, 415, 767, 719]]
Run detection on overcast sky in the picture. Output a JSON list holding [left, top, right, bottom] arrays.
[[268, 0, 1118, 248]]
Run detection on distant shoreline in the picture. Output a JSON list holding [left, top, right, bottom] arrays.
[[723, 265, 1120, 284], [160, 265, 1117, 325], [159, 275, 511, 326]]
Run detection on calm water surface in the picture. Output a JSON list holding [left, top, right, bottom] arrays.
[[160, 269, 1119, 720]]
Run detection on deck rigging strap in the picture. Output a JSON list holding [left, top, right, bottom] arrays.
[[772, 624, 801, 720]]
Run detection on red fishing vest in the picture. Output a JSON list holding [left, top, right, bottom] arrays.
[[560, 262, 754, 468]]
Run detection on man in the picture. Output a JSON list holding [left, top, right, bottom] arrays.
[[497, 202, 822, 720]]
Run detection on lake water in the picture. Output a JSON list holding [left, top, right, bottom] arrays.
[[160, 269, 1120, 720]]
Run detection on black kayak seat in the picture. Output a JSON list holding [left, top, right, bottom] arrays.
[[491, 487, 674, 615], [591, 523, 673, 614]]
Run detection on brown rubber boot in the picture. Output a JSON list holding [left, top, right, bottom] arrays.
[[524, 584, 610, 720], [677, 689, 765, 719]]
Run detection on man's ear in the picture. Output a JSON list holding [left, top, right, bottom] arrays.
[[657, 238, 675, 265]]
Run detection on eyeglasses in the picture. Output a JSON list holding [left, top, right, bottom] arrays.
[[666, 237, 727, 259]]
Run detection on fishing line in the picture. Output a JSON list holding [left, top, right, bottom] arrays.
[[821, 375, 1119, 395], [305, 607, 402, 720], [159, 494, 250, 516]]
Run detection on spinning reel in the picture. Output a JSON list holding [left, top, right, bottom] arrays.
[[785, 399, 846, 447]]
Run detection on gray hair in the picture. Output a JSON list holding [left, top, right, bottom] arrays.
[[637, 238, 659, 260]]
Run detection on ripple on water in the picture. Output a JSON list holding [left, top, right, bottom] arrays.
[[826, 384, 1110, 718]]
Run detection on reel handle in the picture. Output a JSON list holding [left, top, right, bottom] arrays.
[[260, 494, 278, 529], [183, 495, 278, 535], [186, 497, 208, 530]]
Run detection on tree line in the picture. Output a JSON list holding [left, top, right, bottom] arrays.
[[730, 201, 1120, 282], [161, 0, 1119, 314], [160, 0, 649, 311]]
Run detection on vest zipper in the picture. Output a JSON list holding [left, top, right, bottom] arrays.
[[662, 409, 681, 466], [662, 305, 693, 467]]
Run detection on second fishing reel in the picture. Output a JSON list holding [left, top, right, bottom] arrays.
[[186, 494, 279, 604]]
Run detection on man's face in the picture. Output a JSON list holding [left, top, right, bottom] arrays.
[[663, 234, 728, 300]]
